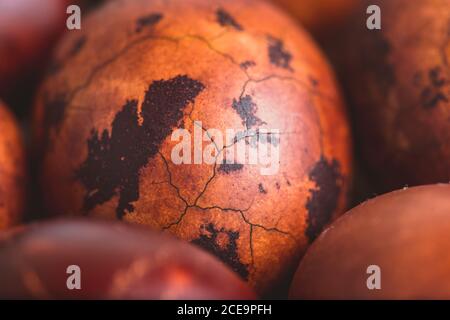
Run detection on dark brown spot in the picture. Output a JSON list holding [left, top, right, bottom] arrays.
[[191, 223, 249, 280], [267, 36, 293, 71], [240, 60, 256, 70], [135, 13, 163, 32], [76, 75, 205, 219], [430, 67, 446, 87], [258, 183, 267, 194], [69, 36, 87, 57], [41, 93, 68, 154], [216, 8, 243, 31], [420, 66, 448, 109], [421, 88, 448, 109], [305, 156, 342, 242], [309, 76, 319, 87], [232, 95, 265, 129], [233, 129, 278, 149], [218, 162, 244, 174]]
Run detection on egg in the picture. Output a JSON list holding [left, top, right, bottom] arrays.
[[341, 0, 450, 190], [0, 101, 26, 230], [289, 184, 450, 299], [271, 0, 358, 37], [0, 0, 71, 97], [33, 0, 352, 295], [0, 219, 256, 299]]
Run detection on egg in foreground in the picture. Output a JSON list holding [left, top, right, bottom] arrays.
[[0, 219, 256, 299]]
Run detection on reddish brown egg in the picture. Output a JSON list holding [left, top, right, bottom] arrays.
[[289, 184, 450, 299], [0, 219, 256, 299], [271, 0, 358, 36], [341, 0, 450, 190], [0, 0, 72, 96], [0, 101, 26, 230], [33, 0, 352, 295]]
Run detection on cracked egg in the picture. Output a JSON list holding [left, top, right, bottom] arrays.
[[0, 101, 25, 230], [33, 0, 352, 295], [0, 219, 255, 299]]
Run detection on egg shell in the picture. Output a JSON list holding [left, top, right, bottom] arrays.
[[271, 0, 358, 36], [341, 0, 450, 190], [289, 184, 450, 299], [33, 0, 353, 295], [0, 219, 256, 299]]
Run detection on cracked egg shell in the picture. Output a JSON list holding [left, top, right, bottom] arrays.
[[0, 101, 26, 230], [0, 219, 256, 299], [289, 184, 450, 299], [33, 0, 352, 295], [341, 0, 450, 190]]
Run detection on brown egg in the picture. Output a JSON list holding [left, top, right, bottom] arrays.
[[0, 219, 256, 299], [341, 0, 450, 190], [271, 0, 358, 36], [289, 184, 450, 299], [33, 0, 352, 295], [0, 0, 72, 96], [0, 101, 26, 230]]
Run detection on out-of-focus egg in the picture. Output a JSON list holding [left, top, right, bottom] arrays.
[[341, 0, 450, 190], [0, 0, 71, 96], [289, 184, 450, 299], [0, 101, 26, 230], [0, 219, 256, 299]]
